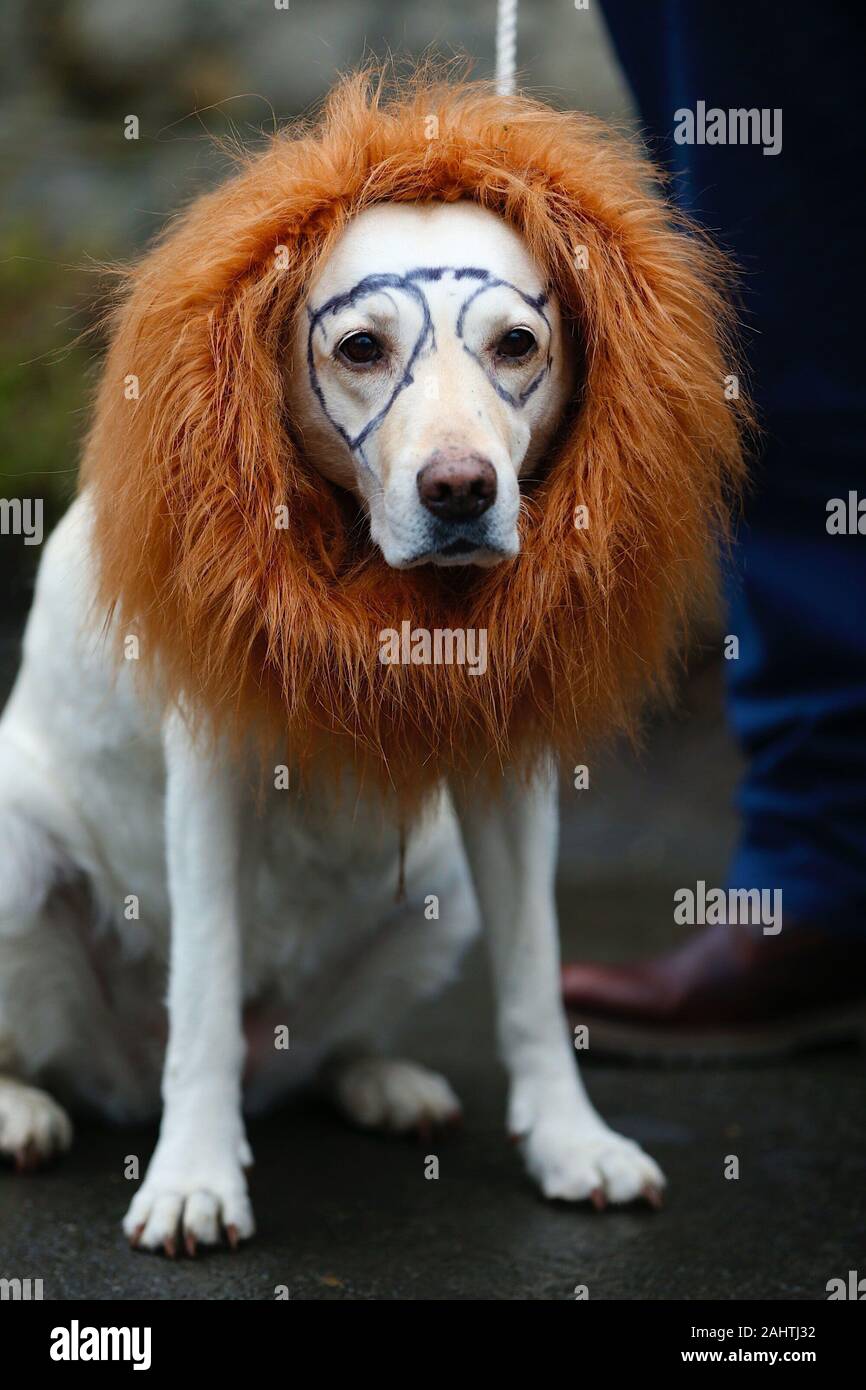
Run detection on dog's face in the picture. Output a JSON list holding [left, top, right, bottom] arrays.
[[291, 202, 575, 568]]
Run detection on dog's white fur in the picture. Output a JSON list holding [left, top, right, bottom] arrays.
[[0, 203, 663, 1253]]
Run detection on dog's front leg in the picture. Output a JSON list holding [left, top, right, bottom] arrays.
[[452, 765, 664, 1207], [123, 710, 254, 1256]]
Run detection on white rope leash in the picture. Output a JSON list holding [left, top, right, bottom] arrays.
[[495, 0, 518, 95]]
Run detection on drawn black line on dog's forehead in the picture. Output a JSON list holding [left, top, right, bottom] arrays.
[[309, 265, 549, 326], [305, 266, 554, 467]]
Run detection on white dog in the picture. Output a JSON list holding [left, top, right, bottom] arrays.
[[0, 201, 664, 1255]]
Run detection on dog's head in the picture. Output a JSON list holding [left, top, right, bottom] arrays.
[[292, 200, 574, 569], [83, 71, 746, 806]]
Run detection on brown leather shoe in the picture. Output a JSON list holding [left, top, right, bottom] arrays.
[[562, 924, 866, 1062]]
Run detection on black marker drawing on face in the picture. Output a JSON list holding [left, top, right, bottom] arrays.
[[306, 266, 552, 470], [454, 279, 551, 409]]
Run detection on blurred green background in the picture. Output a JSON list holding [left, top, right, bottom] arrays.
[[0, 0, 633, 601]]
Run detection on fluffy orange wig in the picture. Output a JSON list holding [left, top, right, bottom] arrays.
[[82, 69, 746, 813]]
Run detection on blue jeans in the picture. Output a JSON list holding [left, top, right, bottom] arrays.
[[602, 0, 866, 933]]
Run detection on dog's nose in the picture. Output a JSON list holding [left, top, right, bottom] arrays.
[[416, 453, 497, 521]]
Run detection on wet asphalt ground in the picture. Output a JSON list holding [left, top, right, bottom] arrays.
[[1, 623, 864, 1301]]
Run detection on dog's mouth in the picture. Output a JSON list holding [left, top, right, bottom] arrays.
[[388, 514, 517, 569], [436, 536, 502, 563], [398, 537, 513, 569]]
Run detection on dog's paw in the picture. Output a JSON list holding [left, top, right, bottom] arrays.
[[124, 1135, 255, 1257], [520, 1119, 665, 1207], [331, 1056, 462, 1137], [0, 1078, 73, 1171]]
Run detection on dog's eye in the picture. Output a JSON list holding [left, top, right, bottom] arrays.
[[337, 332, 383, 365], [496, 327, 537, 360]]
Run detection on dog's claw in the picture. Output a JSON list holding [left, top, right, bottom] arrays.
[[417, 1108, 461, 1142], [185, 1233, 198, 1258], [163, 1236, 177, 1259], [129, 1222, 145, 1249], [15, 1141, 49, 1174], [590, 1187, 607, 1211], [642, 1182, 664, 1210], [226, 1223, 240, 1250], [0, 1083, 72, 1172]]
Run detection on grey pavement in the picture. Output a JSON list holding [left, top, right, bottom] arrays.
[[1, 630, 864, 1300]]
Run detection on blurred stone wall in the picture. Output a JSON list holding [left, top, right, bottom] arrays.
[[0, 0, 634, 251]]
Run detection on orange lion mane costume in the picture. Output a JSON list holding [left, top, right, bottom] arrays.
[[82, 68, 746, 814]]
